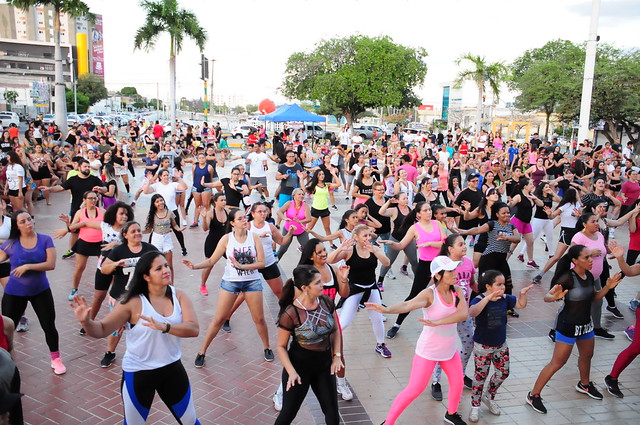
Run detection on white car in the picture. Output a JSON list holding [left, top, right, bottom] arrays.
[[0, 112, 20, 127], [42, 114, 56, 124], [231, 125, 257, 139]]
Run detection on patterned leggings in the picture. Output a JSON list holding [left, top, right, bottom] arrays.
[[433, 317, 474, 383], [471, 342, 510, 406]]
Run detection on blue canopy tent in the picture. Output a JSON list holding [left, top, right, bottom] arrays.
[[258, 103, 326, 123]]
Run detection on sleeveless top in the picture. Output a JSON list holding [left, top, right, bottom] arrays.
[[321, 264, 340, 301], [340, 228, 352, 241], [391, 207, 409, 241], [532, 165, 546, 186], [311, 185, 330, 210], [206, 157, 218, 178], [346, 247, 377, 291], [206, 209, 228, 242], [415, 220, 442, 261], [192, 163, 211, 190], [514, 194, 534, 223], [78, 207, 104, 243], [533, 196, 553, 220], [223, 231, 260, 281], [415, 285, 459, 361], [250, 221, 276, 267], [283, 201, 307, 235], [122, 286, 182, 372], [278, 295, 336, 352]]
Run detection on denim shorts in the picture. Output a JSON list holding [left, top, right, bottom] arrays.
[[220, 278, 263, 294]]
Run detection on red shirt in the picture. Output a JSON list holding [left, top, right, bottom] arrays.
[[247, 134, 258, 145], [460, 143, 469, 155], [621, 180, 640, 206], [153, 124, 164, 139], [0, 315, 8, 351], [8, 127, 18, 139]]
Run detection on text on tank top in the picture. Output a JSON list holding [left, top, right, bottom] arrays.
[[223, 231, 260, 281]]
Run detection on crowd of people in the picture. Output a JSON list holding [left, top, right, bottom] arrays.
[[0, 116, 638, 425]]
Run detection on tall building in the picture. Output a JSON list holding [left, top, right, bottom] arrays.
[[0, 1, 103, 114]]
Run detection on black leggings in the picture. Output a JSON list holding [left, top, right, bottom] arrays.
[[478, 252, 513, 294], [171, 209, 187, 251], [2, 288, 59, 352], [275, 343, 338, 425], [395, 260, 432, 326]]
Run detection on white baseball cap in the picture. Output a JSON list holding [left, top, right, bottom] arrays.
[[430, 256, 461, 275]]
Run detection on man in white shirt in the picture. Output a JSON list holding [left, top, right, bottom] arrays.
[[623, 141, 634, 161], [339, 124, 352, 149], [437, 144, 450, 169], [246, 143, 269, 199], [351, 133, 363, 146]]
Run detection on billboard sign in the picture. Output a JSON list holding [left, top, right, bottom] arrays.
[[91, 16, 104, 77]]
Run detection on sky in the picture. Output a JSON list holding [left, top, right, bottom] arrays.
[[85, 0, 640, 108]]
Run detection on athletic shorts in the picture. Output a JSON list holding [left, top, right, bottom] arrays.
[[278, 194, 293, 207], [259, 262, 281, 280], [556, 330, 594, 344], [73, 239, 102, 257], [7, 187, 27, 197], [220, 278, 263, 294], [311, 207, 330, 218], [191, 186, 212, 193], [510, 216, 532, 234], [250, 176, 267, 187], [0, 262, 10, 279], [151, 232, 174, 254], [559, 226, 577, 245]]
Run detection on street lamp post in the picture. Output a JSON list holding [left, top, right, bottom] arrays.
[[577, 0, 601, 144]]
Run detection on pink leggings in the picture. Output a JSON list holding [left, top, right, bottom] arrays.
[[385, 352, 463, 424], [611, 309, 640, 379]]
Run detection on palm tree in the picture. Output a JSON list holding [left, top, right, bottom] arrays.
[[455, 53, 506, 133], [134, 0, 207, 137], [10, 0, 94, 136]]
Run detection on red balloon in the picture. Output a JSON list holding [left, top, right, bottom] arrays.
[[259, 99, 276, 115]]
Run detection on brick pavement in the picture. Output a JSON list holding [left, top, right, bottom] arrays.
[[6, 159, 639, 425]]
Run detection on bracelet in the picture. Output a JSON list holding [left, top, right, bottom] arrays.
[[162, 323, 171, 333], [333, 353, 342, 357]]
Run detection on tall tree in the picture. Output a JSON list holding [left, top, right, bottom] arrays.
[[281, 35, 427, 127], [455, 53, 506, 133], [134, 0, 207, 136], [10, 0, 94, 135], [76, 73, 108, 106], [509, 40, 584, 139], [3, 90, 19, 111]]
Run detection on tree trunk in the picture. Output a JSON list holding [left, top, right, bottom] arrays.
[[600, 120, 617, 144], [344, 110, 353, 131], [54, 11, 68, 136], [475, 82, 483, 134], [544, 111, 551, 140]]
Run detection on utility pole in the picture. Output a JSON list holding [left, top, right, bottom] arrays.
[[210, 58, 215, 116], [577, 0, 601, 144], [201, 53, 209, 122]]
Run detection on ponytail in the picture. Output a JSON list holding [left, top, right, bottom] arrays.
[[550, 244, 585, 289], [278, 265, 320, 317]]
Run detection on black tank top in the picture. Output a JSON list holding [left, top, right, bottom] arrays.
[[515, 194, 534, 223], [392, 208, 409, 241], [533, 196, 553, 220], [206, 158, 218, 178], [206, 209, 228, 243], [346, 247, 377, 289]]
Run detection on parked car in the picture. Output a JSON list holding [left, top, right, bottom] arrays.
[[42, 114, 56, 124], [302, 124, 335, 141], [352, 124, 389, 139], [231, 125, 258, 139], [0, 112, 20, 127]]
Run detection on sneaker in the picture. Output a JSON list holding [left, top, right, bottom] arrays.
[[194, 353, 205, 368], [400, 265, 409, 276], [375, 343, 392, 358], [604, 375, 624, 398], [606, 305, 624, 319], [264, 348, 275, 362], [624, 326, 634, 341], [468, 406, 480, 423], [331, 205, 338, 210], [507, 309, 519, 318], [526, 392, 547, 414], [548, 329, 556, 343], [444, 412, 467, 425], [79, 327, 86, 335], [260, 195, 266, 201], [130, 201, 136, 207], [51, 358, 66, 375], [189, 222, 199, 228], [62, 249, 75, 259], [221, 320, 231, 333], [532, 274, 542, 284], [386, 326, 399, 339], [100, 351, 116, 368], [482, 395, 501, 415], [68, 289, 78, 301], [272, 391, 283, 411], [377, 281, 384, 292], [517, 254, 525, 263], [527, 260, 540, 269], [464, 375, 473, 390], [575, 381, 603, 400], [594, 328, 615, 340], [182, 248, 188, 256], [16, 316, 28, 332], [431, 382, 443, 401], [337, 382, 354, 401], [386, 270, 396, 280], [199, 285, 209, 296], [329, 243, 338, 250], [629, 298, 639, 312]]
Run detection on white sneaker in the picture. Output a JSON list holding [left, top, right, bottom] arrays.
[[482, 395, 501, 415], [386, 270, 396, 280], [469, 406, 480, 423], [272, 391, 283, 411], [337, 382, 354, 400]]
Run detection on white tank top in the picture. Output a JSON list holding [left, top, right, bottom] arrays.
[[250, 221, 276, 267], [415, 285, 459, 361], [223, 230, 260, 281], [122, 286, 182, 372]]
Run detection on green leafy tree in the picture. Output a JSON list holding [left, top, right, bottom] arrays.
[[509, 40, 584, 139], [246, 104, 258, 114], [10, 0, 94, 135], [3, 90, 19, 111], [134, 0, 207, 136], [455, 53, 507, 133], [149, 98, 163, 110], [119, 87, 139, 97], [66, 90, 89, 113], [76, 73, 108, 106], [282, 35, 427, 127]]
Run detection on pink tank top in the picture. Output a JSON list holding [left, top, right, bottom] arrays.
[[78, 207, 104, 243], [415, 220, 442, 261], [415, 286, 459, 361], [283, 201, 306, 235]]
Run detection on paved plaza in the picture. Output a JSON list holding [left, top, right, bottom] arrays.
[[8, 158, 639, 424]]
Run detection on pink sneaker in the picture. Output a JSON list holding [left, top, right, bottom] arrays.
[[51, 358, 66, 375], [200, 285, 209, 296]]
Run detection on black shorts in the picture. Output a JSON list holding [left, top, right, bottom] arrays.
[[311, 207, 330, 218], [259, 262, 281, 280], [94, 268, 113, 291], [73, 239, 102, 257], [559, 226, 577, 245], [7, 187, 26, 197], [0, 262, 10, 279]]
